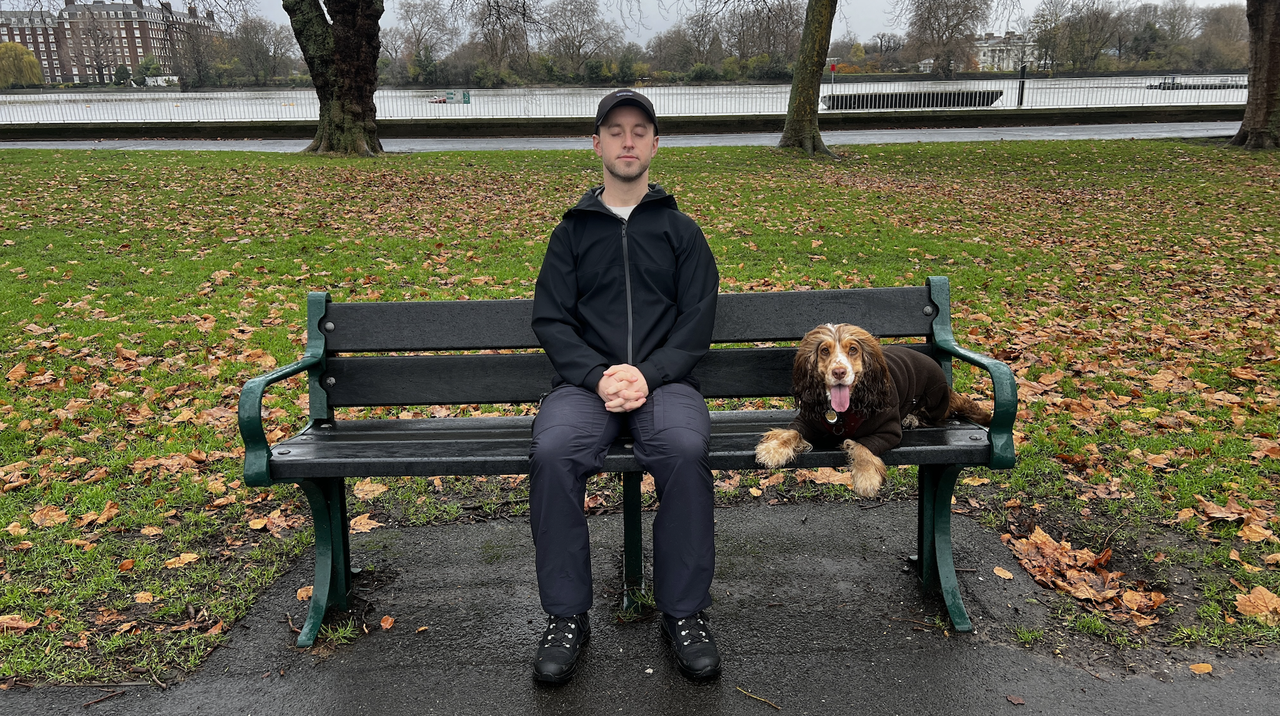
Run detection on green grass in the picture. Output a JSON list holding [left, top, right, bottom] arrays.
[[1, 139, 1278, 681]]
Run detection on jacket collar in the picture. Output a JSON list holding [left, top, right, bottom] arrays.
[[565, 183, 677, 219]]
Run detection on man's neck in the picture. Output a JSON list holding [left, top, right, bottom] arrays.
[[601, 175, 649, 208]]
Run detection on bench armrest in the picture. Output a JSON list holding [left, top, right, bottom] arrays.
[[238, 354, 323, 488], [931, 338, 1017, 469], [926, 276, 1017, 470]]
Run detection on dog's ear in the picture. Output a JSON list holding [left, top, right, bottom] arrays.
[[848, 328, 894, 414], [792, 327, 828, 406]]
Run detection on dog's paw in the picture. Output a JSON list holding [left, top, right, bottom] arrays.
[[756, 429, 810, 468], [901, 413, 921, 430], [841, 439, 887, 497]]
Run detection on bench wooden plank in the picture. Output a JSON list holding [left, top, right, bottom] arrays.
[[266, 412, 991, 480], [318, 287, 939, 353]]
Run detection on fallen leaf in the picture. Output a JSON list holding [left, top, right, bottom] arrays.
[[0, 615, 40, 634], [748, 487, 763, 497], [353, 478, 388, 500], [1007, 695, 1025, 705], [29, 505, 69, 527], [416, 626, 429, 633], [1239, 523, 1275, 543], [961, 476, 990, 486], [1235, 586, 1280, 625], [1189, 663, 1212, 675], [248, 518, 269, 530], [95, 500, 119, 525], [4, 522, 27, 537], [206, 620, 224, 636], [640, 473, 656, 494], [297, 586, 313, 601], [810, 467, 853, 488], [118, 559, 135, 572], [380, 615, 395, 630], [4, 363, 27, 382], [134, 592, 154, 604], [1264, 553, 1280, 566], [993, 567, 1014, 580], [164, 553, 200, 569], [140, 525, 163, 537], [349, 513, 383, 534]]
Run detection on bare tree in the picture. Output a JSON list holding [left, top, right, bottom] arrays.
[[540, 0, 620, 76], [398, 0, 459, 82], [68, 8, 116, 85], [1229, 0, 1279, 149], [1062, 0, 1119, 71], [895, 0, 997, 78], [467, 0, 540, 73], [235, 15, 296, 85]]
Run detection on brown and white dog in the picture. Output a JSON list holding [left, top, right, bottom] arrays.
[[755, 323, 991, 496]]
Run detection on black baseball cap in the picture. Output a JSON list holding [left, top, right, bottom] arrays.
[[594, 89, 658, 136]]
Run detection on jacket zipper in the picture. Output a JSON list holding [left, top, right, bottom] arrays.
[[620, 217, 634, 365]]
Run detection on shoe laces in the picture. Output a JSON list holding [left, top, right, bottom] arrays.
[[673, 614, 711, 647], [541, 615, 580, 649]]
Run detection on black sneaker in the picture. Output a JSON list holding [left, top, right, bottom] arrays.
[[532, 613, 590, 684], [660, 611, 721, 680]]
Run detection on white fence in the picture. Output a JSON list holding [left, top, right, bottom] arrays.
[[0, 76, 1247, 125]]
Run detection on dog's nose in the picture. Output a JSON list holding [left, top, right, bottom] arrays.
[[831, 366, 846, 380]]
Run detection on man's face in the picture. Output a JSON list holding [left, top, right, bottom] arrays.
[[592, 105, 659, 184]]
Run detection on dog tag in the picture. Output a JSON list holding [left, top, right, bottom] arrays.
[[825, 410, 838, 424]]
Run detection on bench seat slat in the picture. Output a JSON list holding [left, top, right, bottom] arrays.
[[267, 411, 991, 480], [318, 287, 938, 353]]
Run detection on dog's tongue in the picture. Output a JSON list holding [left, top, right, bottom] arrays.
[[830, 385, 850, 413]]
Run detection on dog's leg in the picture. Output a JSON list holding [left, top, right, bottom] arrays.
[[901, 413, 921, 430], [756, 428, 811, 468], [841, 439, 887, 497], [948, 391, 992, 426]]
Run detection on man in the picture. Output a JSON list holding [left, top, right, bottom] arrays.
[[528, 89, 721, 684]]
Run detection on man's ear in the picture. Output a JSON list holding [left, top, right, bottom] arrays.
[[591, 134, 603, 158]]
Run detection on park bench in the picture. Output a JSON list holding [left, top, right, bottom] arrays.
[[238, 276, 1017, 648]]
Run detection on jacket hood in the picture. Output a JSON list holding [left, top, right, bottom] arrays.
[[564, 183, 677, 219]]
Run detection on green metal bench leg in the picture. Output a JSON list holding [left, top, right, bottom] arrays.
[[296, 478, 352, 648], [620, 471, 646, 615], [916, 464, 973, 633]]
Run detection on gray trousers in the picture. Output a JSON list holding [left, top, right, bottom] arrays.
[[528, 382, 714, 619]]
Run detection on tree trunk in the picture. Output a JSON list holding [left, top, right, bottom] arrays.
[[778, 0, 839, 158], [1230, 0, 1280, 150], [284, 0, 385, 156]]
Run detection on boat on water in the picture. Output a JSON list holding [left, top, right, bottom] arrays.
[[821, 89, 1004, 110], [1147, 76, 1247, 91]]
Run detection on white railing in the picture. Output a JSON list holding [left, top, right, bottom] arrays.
[[0, 76, 1247, 125]]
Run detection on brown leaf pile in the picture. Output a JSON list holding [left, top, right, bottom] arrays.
[[1003, 527, 1166, 627], [1175, 494, 1279, 543]]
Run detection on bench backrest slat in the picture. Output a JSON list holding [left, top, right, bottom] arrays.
[[323, 348, 805, 406], [318, 287, 938, 353]]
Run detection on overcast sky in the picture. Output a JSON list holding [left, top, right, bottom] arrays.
[[252, 0, 1224, 49]]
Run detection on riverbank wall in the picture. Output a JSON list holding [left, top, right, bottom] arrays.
[[2, 105, 1243, 140]]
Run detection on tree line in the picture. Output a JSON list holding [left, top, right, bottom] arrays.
[[371, 0, 1247, 88]]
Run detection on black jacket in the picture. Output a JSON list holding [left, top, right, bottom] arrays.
[[532, 184, 719, 393]]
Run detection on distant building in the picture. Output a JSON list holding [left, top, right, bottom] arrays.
[[0, 0, 222, 85], [0, 10, 64, 83], [972, 32, 1035, 72]]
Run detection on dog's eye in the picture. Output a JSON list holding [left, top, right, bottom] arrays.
[[819, 345, 830, 356]]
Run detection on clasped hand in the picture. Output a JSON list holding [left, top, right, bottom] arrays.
[[596, 364, 649, 413]]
